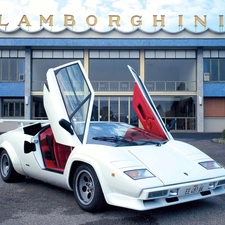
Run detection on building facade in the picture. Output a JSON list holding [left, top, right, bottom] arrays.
[[0, 27, 225, 132]]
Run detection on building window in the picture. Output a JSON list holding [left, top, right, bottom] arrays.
[[31, 94, 196, 130], [89, 50, 139, 92], [32, 50, 84, 92], [145, 59, 196, 91], [32, 58, 84, 91], [0, 59, 25, 82], [203, 58, 225, 81], [92, 96, 138, 127], [220, 59, 225, 81], [91, 95, 196, 130], [32, 96, 47, 119], [154, 95, 196, 130], [2, 99, 24, 117], [89, 59, 139, 91]]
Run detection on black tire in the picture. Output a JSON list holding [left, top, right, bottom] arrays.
[[0, 150, 25, 182], [73, 164, 108, 212]]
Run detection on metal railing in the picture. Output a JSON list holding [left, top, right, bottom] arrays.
[[32, 80, 196, 92], [144, 81, 196, 92], [90, 80, 196, 92]]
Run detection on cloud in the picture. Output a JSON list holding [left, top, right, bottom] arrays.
[[0, 0, 60, 30], [0, 0, 224, 32]]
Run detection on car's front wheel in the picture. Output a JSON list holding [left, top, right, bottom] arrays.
[[73, 164, 107, 212], [0, 150, 25, 182]]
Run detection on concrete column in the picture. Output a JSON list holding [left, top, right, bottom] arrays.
[[0, 97, 2, 117], [24, 47, 32, 119], [196, 48, 204, 132], [83, 50, 89, 75]]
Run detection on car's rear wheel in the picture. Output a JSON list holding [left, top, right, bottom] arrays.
[[73, 164, 107, 212], [0, 150, 25, 182]]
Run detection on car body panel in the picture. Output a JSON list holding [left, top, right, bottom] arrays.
[[0, 132, 26, 176], [129, 141, 225, 185]]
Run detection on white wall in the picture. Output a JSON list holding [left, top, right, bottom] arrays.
[[0, 122, 19, 133], [204, 118, 225, 132]]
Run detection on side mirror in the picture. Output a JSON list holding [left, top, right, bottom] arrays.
[[59, 119, 74, 135]]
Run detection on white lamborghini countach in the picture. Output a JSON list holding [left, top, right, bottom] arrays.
[[1, 61, 225, 212]]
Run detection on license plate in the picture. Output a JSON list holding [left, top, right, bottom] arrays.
[[185, 184, 204, 195]]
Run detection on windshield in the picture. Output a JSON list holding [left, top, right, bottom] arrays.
[[87, 122, 167, 147]]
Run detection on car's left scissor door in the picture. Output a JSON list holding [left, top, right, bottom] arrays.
[[44, 60, 94, 146]]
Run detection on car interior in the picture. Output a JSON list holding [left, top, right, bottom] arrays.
[[39, 125, 72, 172]]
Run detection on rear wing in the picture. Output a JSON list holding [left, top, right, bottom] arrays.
[[0, 119, 49, 134], [0, 119, 49, 127]]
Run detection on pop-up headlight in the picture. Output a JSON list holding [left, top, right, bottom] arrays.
[[199, 161, 221, 170], [124, 169, 155, 180]]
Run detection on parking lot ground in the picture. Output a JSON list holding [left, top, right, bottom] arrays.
[[172, 132, 222, 141]]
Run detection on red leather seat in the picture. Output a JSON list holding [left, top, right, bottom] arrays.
[[53, 140, 71, 169]]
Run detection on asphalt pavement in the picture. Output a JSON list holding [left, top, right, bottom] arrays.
[[172, 132, 221, 141]]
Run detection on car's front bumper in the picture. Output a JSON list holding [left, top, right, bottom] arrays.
[[104, 177, 225, 211]]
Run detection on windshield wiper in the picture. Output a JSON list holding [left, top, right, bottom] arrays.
[[92, 136, 138, 146], [138, 140, 167, 146], [92, 136, 167, 147]]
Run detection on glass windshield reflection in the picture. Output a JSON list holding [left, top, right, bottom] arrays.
[[87, 122, 167, 147]]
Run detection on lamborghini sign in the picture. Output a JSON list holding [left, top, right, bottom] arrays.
[[0, 14, 224, 29]]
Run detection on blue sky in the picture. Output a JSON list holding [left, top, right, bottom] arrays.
[[0, 0, 224, 32]]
